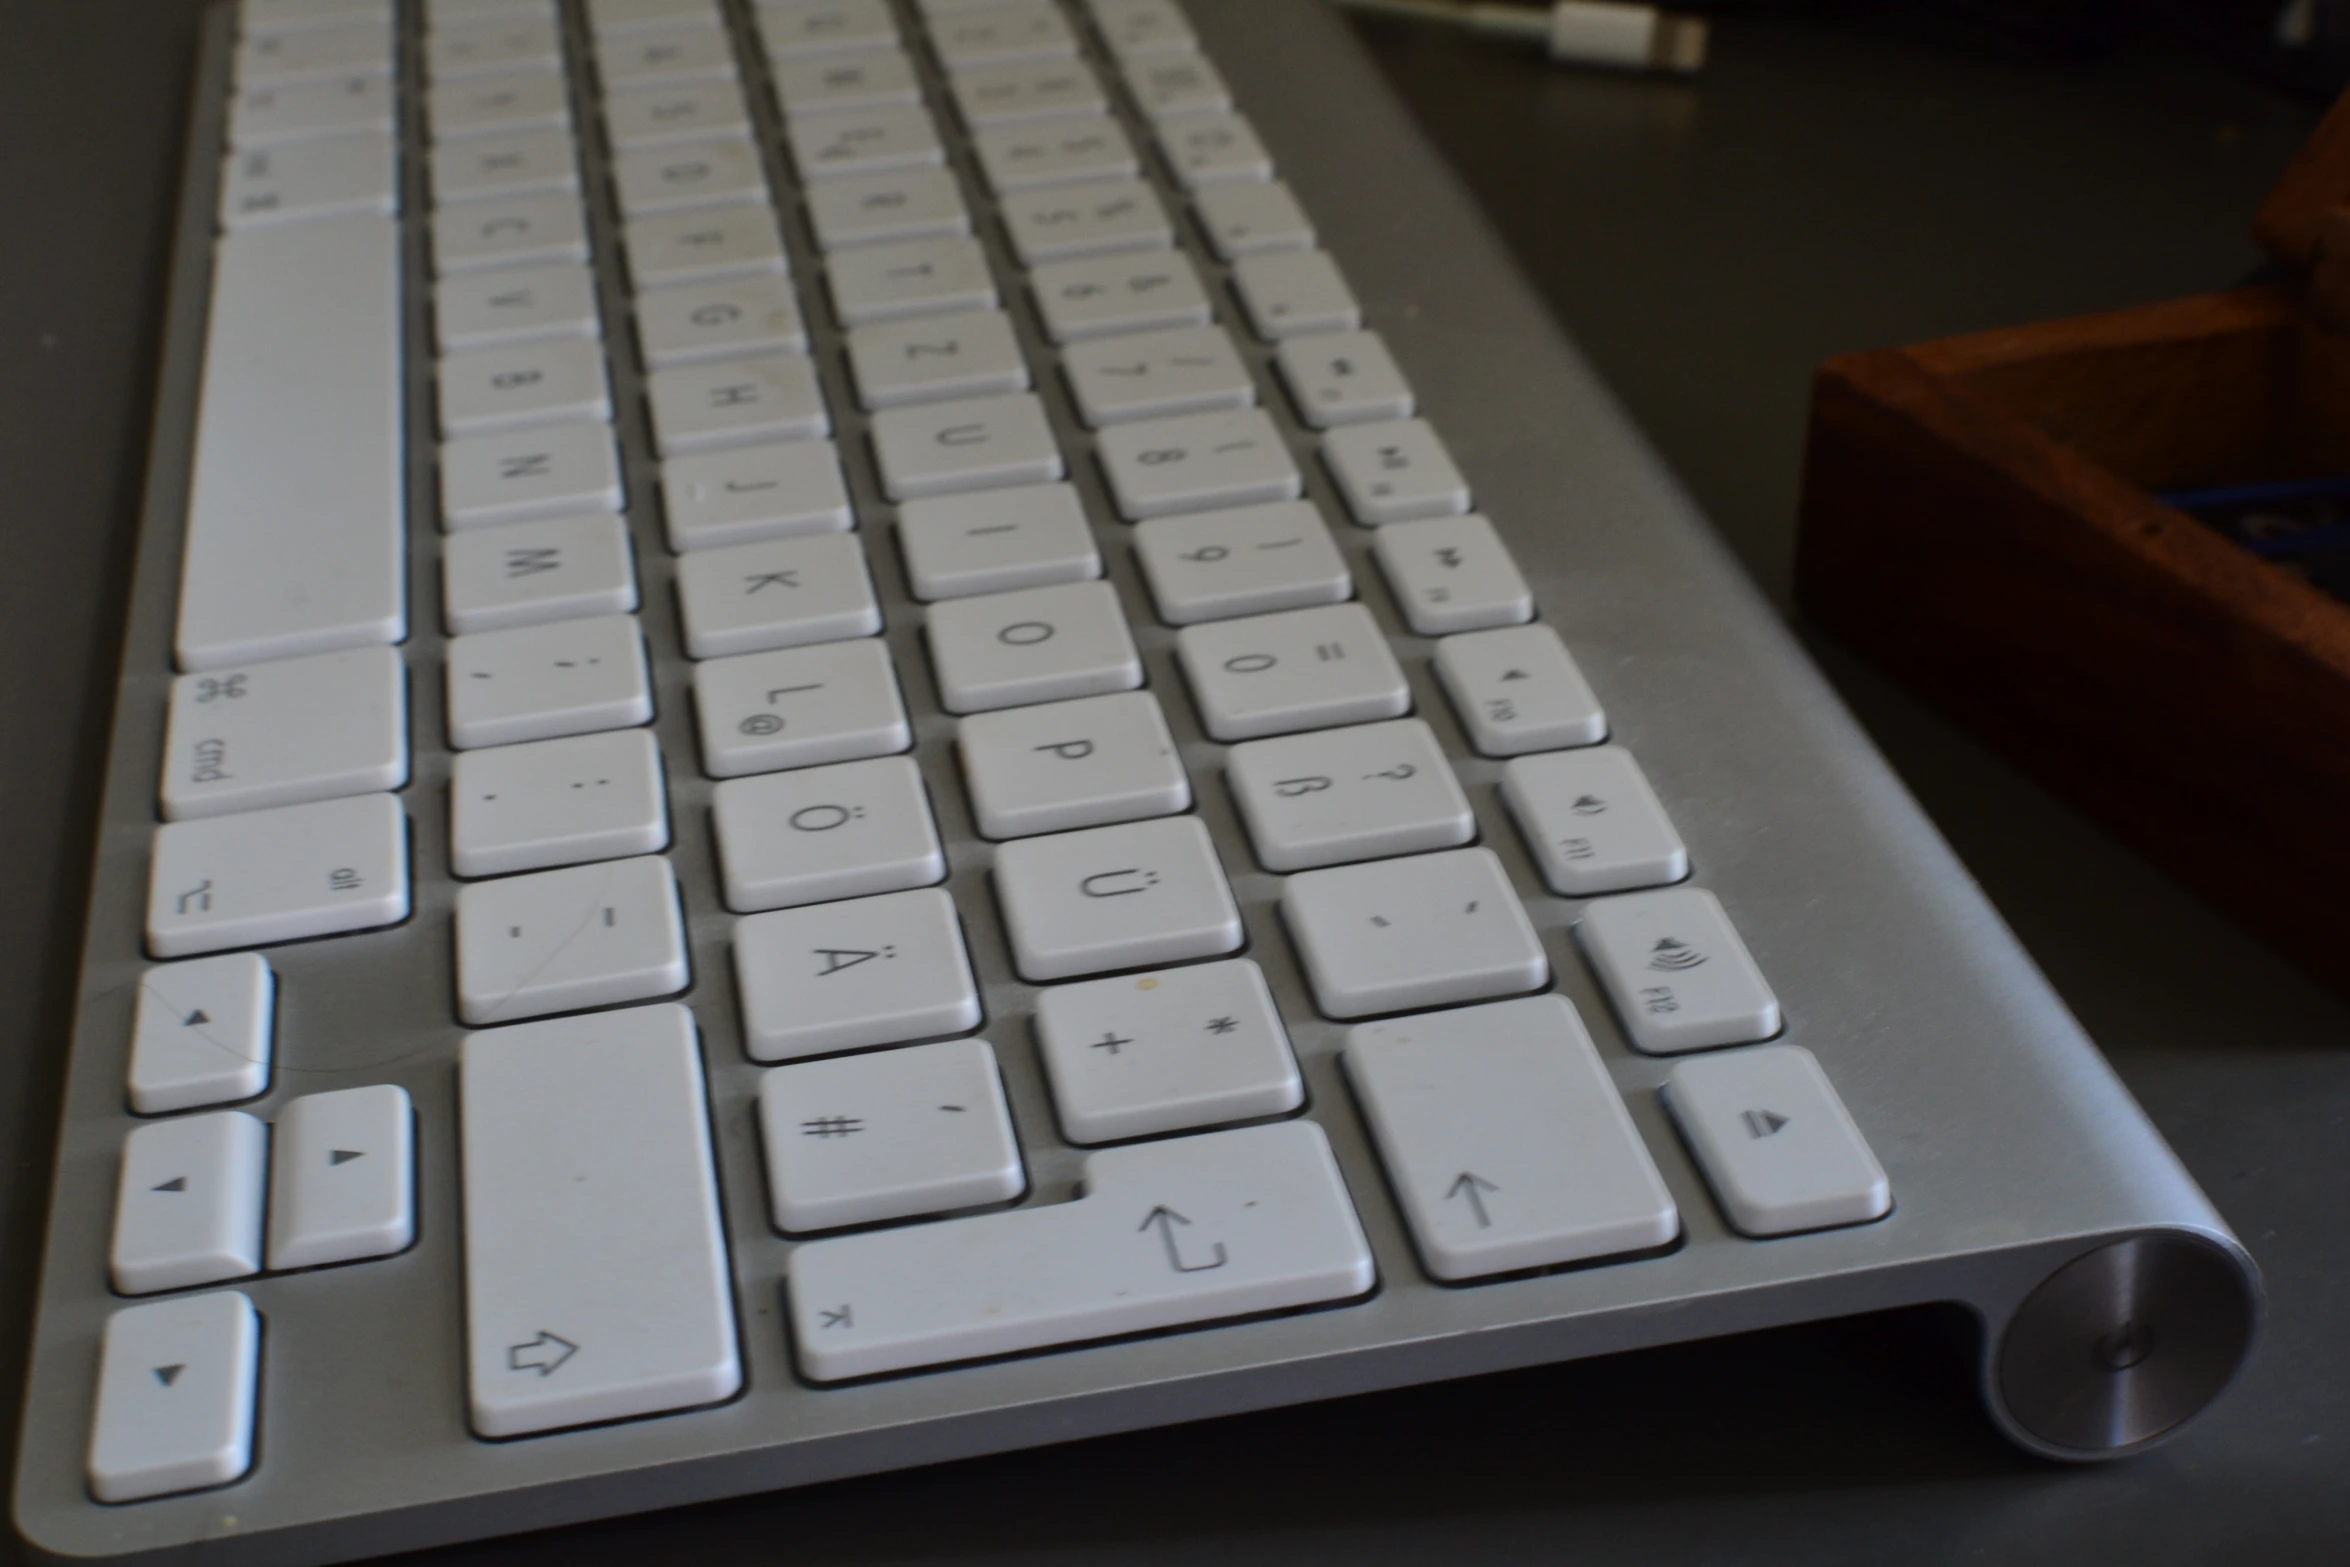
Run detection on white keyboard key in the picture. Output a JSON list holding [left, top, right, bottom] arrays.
[[787, 103, 946, 181], [1034, 959, 1301, 1143], [432, 190, 590, 274], [1227, 718, 1472, 872], [676, 532, 882, 657], [771, 46, 921, 114], [1504, 746, 1686, 897], [428, 70, 573, 141], [427, 18, 562, 81], [1092, 0, 1196, 60], [925, 578, 1139, 713], [1577, 888, 1781, 1055], [849, 309, 1028, 408], [736, 886, 981, 1059], [602, 78, 750, 147], [1664, 1045, 1892, 1236], [444, 511, 638, 634], [128, 954, 273, 1115], [760, 1038, 1023, 1230], [693, 637, 910, 777], [931, 0, 1076, 69], [429, 127, 578, 203], [1133, 500, 1351, 625], [1373, 513, 1533, 635], [87, 1293, 259, 1503], [897, 480, 1101, 600], [445, 613, 654, 749], [788, 1119, 1371, 1380], [825, 235, 997, 324], [425, 18, 556, 81], [180, 214, 401, 670], [441, 420, 626, 530], [456, 854, 689, 1023], [238, 21, 394, 87], [1232, 249, 1361, 340], [233, 74, 397, 148], [1000, 177, 1173, 265], [161, 645, 406, 820], [611, 139, 769, 218], [661, 439, 853, 550], [646, 352, 830, 455], [1283, 847, 1547, 1018], [994, 815, 1241, 981], [460, 1003, 739, 1436], [220, 132, 397, 228], [950, 57, 1106, 127], [635, 274, 808, 367], [437, 337, 612, 438], [806, 166, 972, 250], [147, 793, 409, 958], [1151, 109, 1269, 193], [1063, 323, 1253, 427], [624, 202, 789, 286], [110, 1112, 268, 1294], [757, 0, 899, 60], [1124, 51, 1231, 120], [713, 754, 945, 912], [1032, 252, 1208, 344], [958, 689, 1188, 838], [597, 24, 739, 87], [1325, 417, 1472, 525], [1276, 328, 1414, 426], [1159, 112, 1273, 188], [1097, 407, 1300, 520], [1434, 623, 1607, 755], [266, 1083, 414, 1269], [587, 0, 717, 34], [973, 113, 1139, 193], [872, 391, 1064, 500], [449, 727, 670, 876], [427, 0, 556, 23], [1346, 994, 1678, 1279], [1175, 602, 1409, 741], [249, 0, 390, 25], [1193, 178, 1314, 260], [435, 260, 601, 353]]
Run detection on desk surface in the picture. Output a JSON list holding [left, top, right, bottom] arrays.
[[5, 4, 2347, 1563]]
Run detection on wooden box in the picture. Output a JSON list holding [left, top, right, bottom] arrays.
[[1795, 95, 2350, 994]]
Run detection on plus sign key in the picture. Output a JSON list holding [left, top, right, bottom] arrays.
[[1034, 959, 1303, 1142], [757, 1038, 1023, 1231]]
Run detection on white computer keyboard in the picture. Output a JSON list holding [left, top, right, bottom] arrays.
[[10, 0, 2258, 1560]]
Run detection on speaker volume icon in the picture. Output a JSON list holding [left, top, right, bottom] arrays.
[[1647, 936, 1708, 972]]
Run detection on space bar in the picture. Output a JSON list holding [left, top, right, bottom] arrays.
[[787, 1121, 1375, 1381], [176, 213, 405, 672]]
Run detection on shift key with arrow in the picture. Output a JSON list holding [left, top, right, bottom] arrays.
[[1346, 995, 1678, 1281]]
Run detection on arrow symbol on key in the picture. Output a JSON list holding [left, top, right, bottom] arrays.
[[1447, 1171, 1499, 1229], [1141, 1205, 1227, 1273], [153, 1364, 185, 1387], [506, 1331, 578, 1376]]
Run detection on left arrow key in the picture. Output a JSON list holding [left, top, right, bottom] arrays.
[[110, 1112, 267, 1295]]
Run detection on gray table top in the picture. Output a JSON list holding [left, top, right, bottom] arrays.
[[5, 4, 2345, 1563]]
